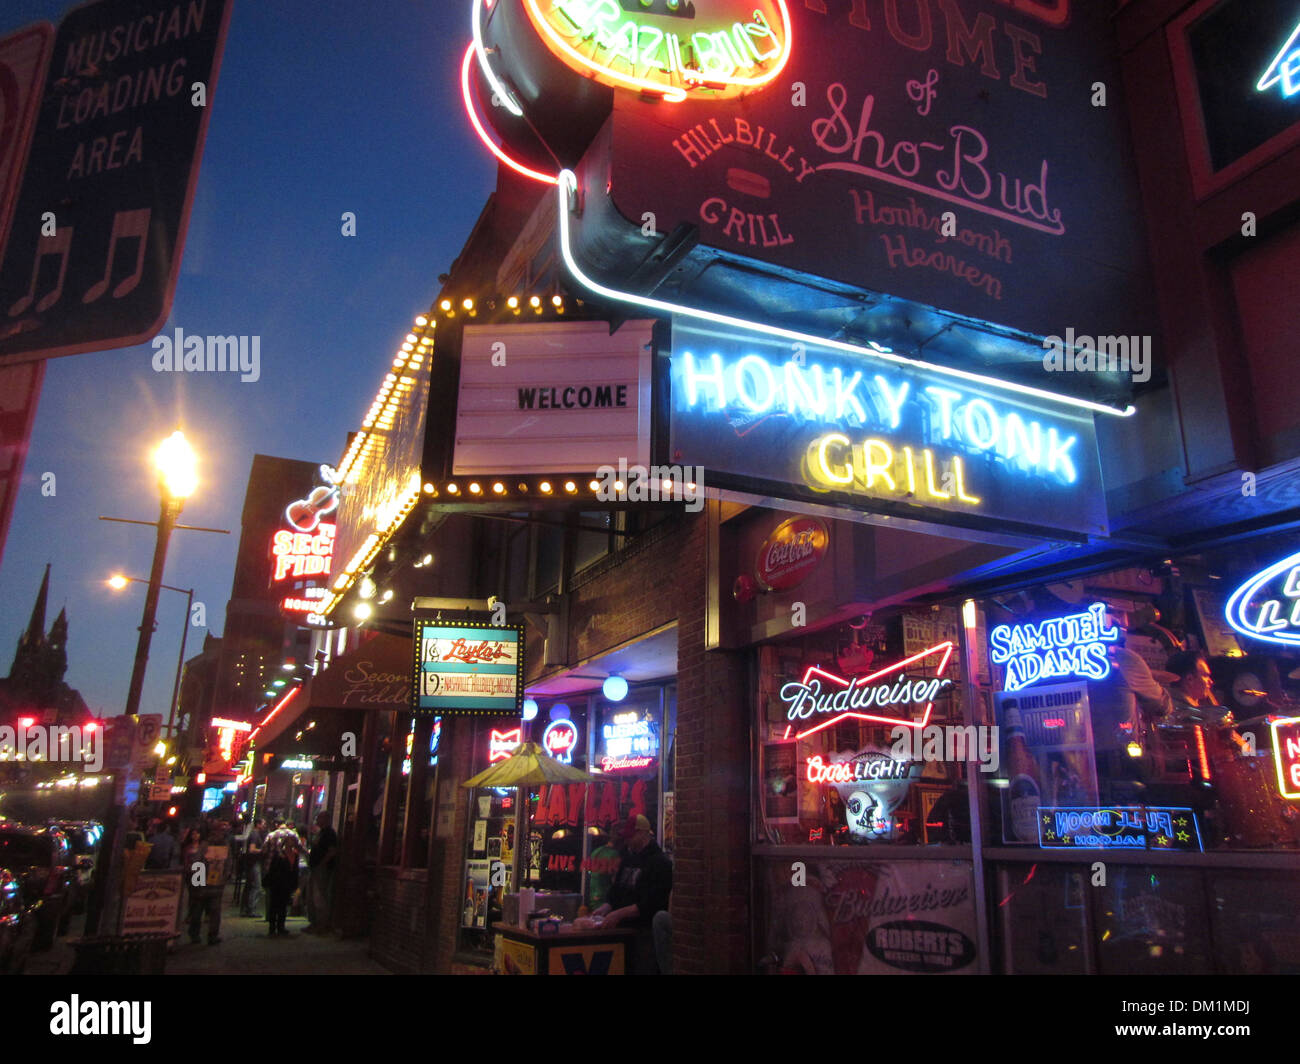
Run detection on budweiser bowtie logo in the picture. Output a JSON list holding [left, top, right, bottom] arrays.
[[780, 642, 955, 740]]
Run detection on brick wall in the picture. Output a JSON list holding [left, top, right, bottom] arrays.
[[369, 867, 428, 974]]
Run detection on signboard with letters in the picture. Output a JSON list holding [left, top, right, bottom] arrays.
[[669, 319, 1106, 536], [1038, 806, 1203, 852], [0, 24, 53, 259], [413, 621, 525, 717], [0, 0, 233, 363], [601, 0, 1153, 342], [454, 320, 653, 475]]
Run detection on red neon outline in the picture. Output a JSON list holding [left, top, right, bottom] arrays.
[[789, 641, 954, 740], [1195, 724, 1212, 783], [460, 44, 558, 186], [489, 727, 523, 761], [249, 686, 299, 742]]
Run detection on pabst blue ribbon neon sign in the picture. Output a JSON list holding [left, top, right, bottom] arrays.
[[780, 642, 954, 739], [1225, 551, 1300, 648]]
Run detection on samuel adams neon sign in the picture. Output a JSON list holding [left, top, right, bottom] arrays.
[[524, 0, 792, 102], [1225, 551, 1300, 648], [988, 602, 1119, 692]]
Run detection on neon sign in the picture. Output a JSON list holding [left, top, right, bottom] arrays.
[[1225, 551, 1300, 647], [284, 466, 340, 532], [599, 711, 658, 771], [1257, 21, 1300, 99], [680, 351, 1080, 487], [271, 523, 336, 582], [988, 603, 1118, 692], [780, 642, 954, 740], [542, 718, 580, 764], [489, 727, 523, 762], [1270, 716, 1300, 799], [807, 748, 916, 841], [1038, 806, 1202, 851], [524, 0, 792, 102]]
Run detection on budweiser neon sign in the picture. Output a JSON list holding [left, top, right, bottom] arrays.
[[489, 728, 522, 762], [780, 642, 954, 740]]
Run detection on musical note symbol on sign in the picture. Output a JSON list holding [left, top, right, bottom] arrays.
[[82, 207, 150, 303], [8, 227, 74, 316]]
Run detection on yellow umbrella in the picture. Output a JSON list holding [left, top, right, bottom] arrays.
[[461, 742, 601, 788]]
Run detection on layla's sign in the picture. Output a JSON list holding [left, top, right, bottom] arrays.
[[413, 621, 525, 717], [781, 642, 954, 740], [524, 0, 791, 102], [1038, 806, 1203, 852], [989, 603, 1118, 691], [1225, 551, 1300, 648], [670, 321, 1106, 536], [756, 516, 828, 591]]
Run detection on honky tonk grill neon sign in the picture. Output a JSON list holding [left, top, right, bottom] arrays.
[[525, 0, 792, 101], [780, 642, 954, 740]]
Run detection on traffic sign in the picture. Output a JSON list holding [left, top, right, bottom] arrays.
[[0, 0, 233, 364]]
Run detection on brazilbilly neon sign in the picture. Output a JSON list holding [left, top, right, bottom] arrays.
[[525, 0, 792, 102], [1225, 551, 1300, 648], [1257, 21, 1300, 100], [781, 642, 954, 740], [989, 602, 1119, 692]]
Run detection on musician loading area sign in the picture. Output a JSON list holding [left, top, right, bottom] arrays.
[[1038, 807, 1203, 852], [0, 0, 233, 364], [413, 621, 524, 717]]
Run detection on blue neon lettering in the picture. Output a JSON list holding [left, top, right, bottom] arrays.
[[963, 398, 999, 450], [990, 602, 1118, 692], [874, 375, 909, 429], [924, 386, 962, 439], [784, 361, 828, 417], [682, 351, 726, 409], [1003, 413, 1042, 469], [1046, 427, 1078, 483], [832, 367, 867, 423], [1257, 22, 1300, 99]]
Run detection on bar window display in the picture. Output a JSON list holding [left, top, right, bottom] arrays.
[[756, 611, 970, 847]]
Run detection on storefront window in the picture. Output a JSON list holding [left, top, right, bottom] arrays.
[[755, 611, 970, 848], [979, 534, 1300, 855]]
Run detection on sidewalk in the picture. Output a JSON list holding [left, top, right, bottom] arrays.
[[26, 893, 392, 976]]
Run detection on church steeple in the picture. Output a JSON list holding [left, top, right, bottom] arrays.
[[20, 564, 50, 648]]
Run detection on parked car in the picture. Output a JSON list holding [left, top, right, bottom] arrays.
[[0, 867, 39, 974], [0, 825, 75, 950], [48, 820, 102, 913]]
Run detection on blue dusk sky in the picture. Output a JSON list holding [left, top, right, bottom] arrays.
[[0, 1, 495, 719]]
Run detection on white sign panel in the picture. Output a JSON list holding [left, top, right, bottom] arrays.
[[454, 320, 652, 475]]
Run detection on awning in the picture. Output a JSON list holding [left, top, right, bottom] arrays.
[[250, 633, 412, 753]]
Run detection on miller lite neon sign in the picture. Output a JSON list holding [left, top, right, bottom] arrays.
[[1225, 551, 1300, 648]]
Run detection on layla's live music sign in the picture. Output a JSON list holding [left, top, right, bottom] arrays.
[[0, 0, 233, 363], [670, 320, 1106, 536], [413, 621, 525, 717]]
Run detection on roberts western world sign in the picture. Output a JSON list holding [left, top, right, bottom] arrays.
[[413, 621, 525, 717], [0, 0, 232, 364]]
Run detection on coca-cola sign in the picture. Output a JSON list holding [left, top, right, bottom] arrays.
[[755, 516, 829, 592]]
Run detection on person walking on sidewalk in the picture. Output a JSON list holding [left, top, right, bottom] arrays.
[[187, 821, 232, 946], [304, 812, 338, 934], [240, 818, 267, 917], [263, 820, 302, 937]]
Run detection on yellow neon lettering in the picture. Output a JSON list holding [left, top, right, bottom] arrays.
[[903, 445, 917, 495], [813, 433, 853, 485], [924, 449, 950, 499], [864, 439, 896, 491], [953, 456, 981, 504]]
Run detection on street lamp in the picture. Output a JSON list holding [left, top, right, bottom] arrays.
[[106, 574, 194, 740]]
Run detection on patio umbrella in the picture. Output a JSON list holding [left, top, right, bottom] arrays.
[[461, 742, 600, 788], [462, 743, 603, 902]]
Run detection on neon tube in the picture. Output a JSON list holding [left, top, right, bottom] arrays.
[[1257, 22, 1300, 95], [555, 170, 1135, 418], [461, 45, 559, 186], [249, 686, 300, 743], [473, 0, 523, 117]]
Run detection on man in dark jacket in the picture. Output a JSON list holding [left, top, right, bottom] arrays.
[[600, 814, 672, 973]]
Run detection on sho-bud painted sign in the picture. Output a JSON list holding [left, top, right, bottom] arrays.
[[606, 0, 1153, 341]]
